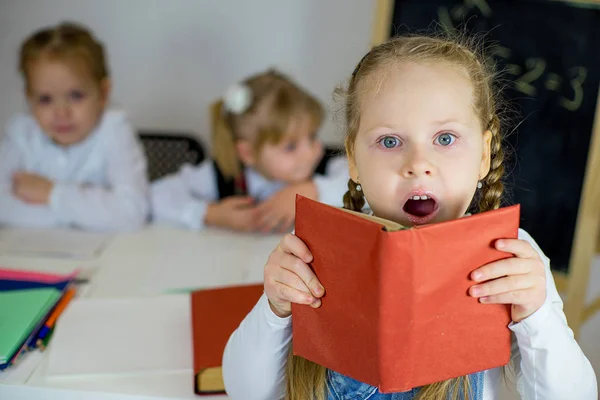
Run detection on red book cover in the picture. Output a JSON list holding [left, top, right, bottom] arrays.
[[190, 284, 264, 394], [292, 195, 518, 393]]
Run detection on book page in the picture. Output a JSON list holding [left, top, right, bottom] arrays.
[[339, 208, 407, 232], [46, 295, 192, 377], [0, 228, 112, 259]]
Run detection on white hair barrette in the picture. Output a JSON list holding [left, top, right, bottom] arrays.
[[223, 83, 252, 115]]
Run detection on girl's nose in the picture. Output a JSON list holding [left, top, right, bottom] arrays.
[[400, 150, 434, 178]]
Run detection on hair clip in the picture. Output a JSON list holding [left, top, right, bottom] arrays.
[[223, 83, 252, 115]]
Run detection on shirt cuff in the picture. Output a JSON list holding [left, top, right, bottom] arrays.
[[259, 293, 292, 329], [49, 182, 70, 224], [508, 301, 554, 339], [181, 200, 208, 230]]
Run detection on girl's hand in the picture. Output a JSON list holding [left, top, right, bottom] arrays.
[[469, 239, 547, 323], [12, 172, 53, 204], [264, 233, 324, 318], [204, 196, 259, 232], [256, 181, 318, 233]]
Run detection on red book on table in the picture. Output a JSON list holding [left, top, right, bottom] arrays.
[[191, 284, 264, 395]]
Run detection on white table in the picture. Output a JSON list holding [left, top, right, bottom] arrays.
[[0, 226, 283, 400]]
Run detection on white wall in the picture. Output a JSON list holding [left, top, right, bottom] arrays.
[[0, 0, 374, 147]]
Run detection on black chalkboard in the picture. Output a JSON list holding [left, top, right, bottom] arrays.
[[389, 0, 600, 272]]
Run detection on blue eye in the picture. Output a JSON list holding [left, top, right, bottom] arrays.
[[38, 95, 52, 105], [70, 90, 85, 101], [436, 133, 456, 146], [379, 136, 400, 149]]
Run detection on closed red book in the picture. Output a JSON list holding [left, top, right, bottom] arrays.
[[292, 195, 518, 393], [191, 284, 264, 394]]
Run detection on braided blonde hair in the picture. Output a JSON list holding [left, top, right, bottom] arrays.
[[286, 33, 506, 400], [478, 115, 505, 212]]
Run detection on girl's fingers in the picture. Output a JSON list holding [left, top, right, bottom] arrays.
[[279, 216, 295, 233], [470, 275, 539, 298], [264, 234, 323, 313], [272, 268, 312, 295], [478, 289, 536, 305], [272, 215, 291, 234], [265, 234, 322, 297], [258, 217, 278, 233], [276, 251, 324, 297], [259, 212, 287, 233], [278, 283, 317, 305], [278, 233, 313, 263], [471, 257, 532, 282], [226, 196, 256, 208], [256, 202, 283, 228], [495, 239, 538, 259], [269, 282, 320, 307]]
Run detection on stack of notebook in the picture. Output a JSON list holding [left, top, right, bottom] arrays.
[[0, 267, 79, 370]]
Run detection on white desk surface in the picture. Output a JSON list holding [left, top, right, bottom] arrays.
[[0, 225, 283, 400]]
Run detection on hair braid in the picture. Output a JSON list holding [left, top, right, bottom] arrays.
[[478, 115, 504, 212], [342, 179, 365, 211]]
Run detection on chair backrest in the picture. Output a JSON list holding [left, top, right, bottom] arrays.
[[138, 131, 206, 181]]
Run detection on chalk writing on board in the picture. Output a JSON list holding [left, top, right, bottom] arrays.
[[437, 0, 587, 111]]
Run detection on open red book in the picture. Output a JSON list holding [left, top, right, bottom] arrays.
[[292, 195, 519, 393]]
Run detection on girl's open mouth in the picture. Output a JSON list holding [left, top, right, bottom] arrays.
[[402, 194, 439, 225]]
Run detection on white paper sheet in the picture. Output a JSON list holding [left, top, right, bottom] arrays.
[[143, 229, 281, 293], [0, 228, 111, 259], [46, 295, 192, 377]]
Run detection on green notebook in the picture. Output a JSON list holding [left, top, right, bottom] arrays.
[[0, 288, 62, 364]]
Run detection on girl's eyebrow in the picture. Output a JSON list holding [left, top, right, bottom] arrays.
[[362, 124, 398, 135], [434, 118, 460, 124]]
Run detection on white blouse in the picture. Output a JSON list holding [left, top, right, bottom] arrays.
[[0, 110, 149, 231], [151, 156, 350, 230]]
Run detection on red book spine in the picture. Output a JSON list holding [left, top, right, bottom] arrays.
[[379, 232, 416, 392]]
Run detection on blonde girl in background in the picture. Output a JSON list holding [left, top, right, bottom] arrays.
[[151, 69, 349, 232], [0, 22, 149, 230], [221, 36, 597, 399]]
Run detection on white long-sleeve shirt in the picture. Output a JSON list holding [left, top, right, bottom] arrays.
[[151, 156, 350, 231], [222, 229, 597, 400], [0, 110, 149, 231]]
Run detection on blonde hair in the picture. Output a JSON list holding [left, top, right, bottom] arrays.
[[211, 69, 324, 180], [19, 22, 109, 92], [287, 34, 506, 400]]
